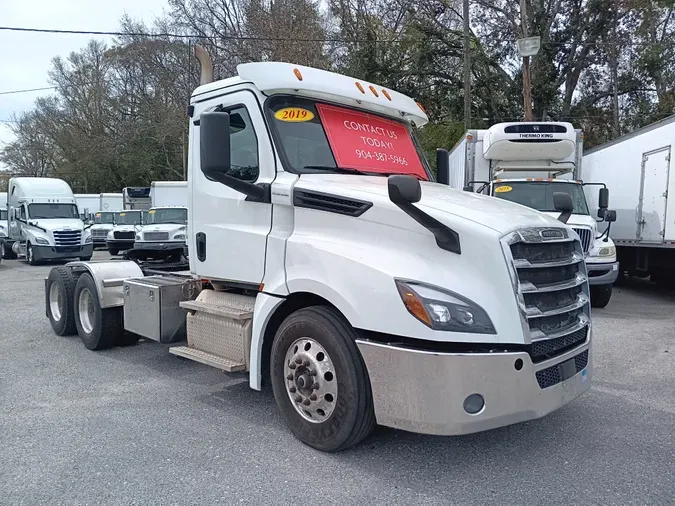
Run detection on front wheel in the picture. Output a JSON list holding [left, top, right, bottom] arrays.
[[591, 284, 612, 308], [270, 306, 375, 452], [79, 256, 92, 261], [108, 248, 119, 256], [27, 242, 38, 265]]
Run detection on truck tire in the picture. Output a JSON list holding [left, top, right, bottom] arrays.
[[46, 266, 77, 336], [79, 256, 92, 261], [270, 306, 375, 452], [26, 242, 39, 265], [1, 240, 17, 260], [591, 285, 612, 308], [116, 332, 140, 347], [74, 273, 121, 350], [108, 248, 119, 256]]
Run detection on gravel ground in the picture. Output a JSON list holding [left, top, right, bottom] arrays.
[[1, 251, 674, 505]]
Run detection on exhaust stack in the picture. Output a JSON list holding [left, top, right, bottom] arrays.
[[194, 45, 214, 85]]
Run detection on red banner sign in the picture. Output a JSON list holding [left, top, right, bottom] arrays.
[[316, 104, 427, 179]]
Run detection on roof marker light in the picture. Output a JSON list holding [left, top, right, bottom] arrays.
[[382, 89, 392, 101], [369, 85, 379, 97], [416, 101, 426, 112], [293, 68, 303, 81], [355, 82, 365, 94]]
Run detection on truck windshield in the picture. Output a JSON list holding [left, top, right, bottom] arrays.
[[28, 203, 79, 219], [266, 96, 431, 180], [148, 208, 187, 224], [0, 210, 7, 220], [94, 212, 116, 224], [117, 211, 143, 225], [492, 182, 590, 215]]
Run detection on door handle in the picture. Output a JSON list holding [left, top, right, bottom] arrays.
[[196, 232, 206, 262]]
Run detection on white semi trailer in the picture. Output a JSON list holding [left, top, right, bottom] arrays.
[[583, 114, 675, 284], [447, 123, 618, 307], [43, 49, 593, 452]]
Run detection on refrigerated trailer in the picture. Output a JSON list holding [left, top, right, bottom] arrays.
[[583, 114, 675, 283], [43, 49, 594, 452]]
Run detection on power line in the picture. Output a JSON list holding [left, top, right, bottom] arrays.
[[0, 85, 58, 96]]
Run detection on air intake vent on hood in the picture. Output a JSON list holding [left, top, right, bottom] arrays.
[[293, 190, 372, 217]]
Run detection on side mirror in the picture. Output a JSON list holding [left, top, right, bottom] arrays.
[[388, 175, 421, 205], [553, 192, 573, 224], [463, 186, 473, 192], [200, 111, 231, 175], [598, 187, 609, 210], [436, 148, 450, 186], [604, 209, 617, 223]]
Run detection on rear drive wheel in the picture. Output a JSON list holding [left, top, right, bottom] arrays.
[[46, 266, 77, 336], [270, 306, 375, 452], [591, 285, 612, 308], [74, 273, 122, 350]]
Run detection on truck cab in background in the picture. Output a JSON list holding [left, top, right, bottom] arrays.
[[451, 122, 618, 307], [90, 211, 118, 248], [130, 206, 188, 262], [0, 192, 7, 245], [1, 177, 93, 264], [106, 209, 144, 255]]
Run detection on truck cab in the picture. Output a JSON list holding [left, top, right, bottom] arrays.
[[43, 56, 594, 452], [90, 211, 118, 247], [131, 206, 187, 261], [106, 210, 144, 255], [2, 177, 93, 264], [458, 122, 618, 307]]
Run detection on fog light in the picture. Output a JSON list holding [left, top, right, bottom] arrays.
[[463, 394, 485, 414]]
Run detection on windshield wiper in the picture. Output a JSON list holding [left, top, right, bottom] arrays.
[[304, 165, 377, 175]]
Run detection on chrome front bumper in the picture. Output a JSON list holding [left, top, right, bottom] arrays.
[[586, 261, 619, 285], [356, 337, 591, 436]]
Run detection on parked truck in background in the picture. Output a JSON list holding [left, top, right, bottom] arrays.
[[75, 194, 100, 222], [583, 114, 675, 285], [43, 52, 593, 452], [123, 187, 151, 210], [90, 211, 118, 248], [449, 122, 618, 307], [100, 193, 123, 212], [106, 209, 144, 255], [2, 177, 92, 264], [0, 192, 7, 244]]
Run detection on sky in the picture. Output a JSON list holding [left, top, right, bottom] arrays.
[[0, 0, 169, 165]]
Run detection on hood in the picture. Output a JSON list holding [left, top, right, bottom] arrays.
[[112, 225, 140, 233], [91, 223, 114, 231], [29, 218, 84, 232], [542, 212, 597, 231], [140, 223, 186, 233], [298, 175, 562, 235]]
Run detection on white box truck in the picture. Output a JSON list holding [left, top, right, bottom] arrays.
[[75, 194, 100, 222], [0, 192, 7, 244], [100, 193, 123, 212], [123, 187, 151, 210], [43, 50, 593, 452], [447, 123, 618, 307], [150, 181, 188, 207], [1, 177, 93, 264], [582, 114, 675, 284]]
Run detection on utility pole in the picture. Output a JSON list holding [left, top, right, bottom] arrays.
[[519, 0, 534, 121], [463, 0, 471, 130]]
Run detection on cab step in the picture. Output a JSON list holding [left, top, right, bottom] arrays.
[[177, 290, 256, 372], [169, 346, 246, 372]]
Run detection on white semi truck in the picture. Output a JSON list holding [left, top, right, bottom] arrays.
[[1, 177, 93, 264], [448, 123, 618, 307], [106, 209, 144, 255], [583, 114, 675, 285], [90, 211, 118, 248], [0, 192, 7, 243], [43, 51, 593, 452]]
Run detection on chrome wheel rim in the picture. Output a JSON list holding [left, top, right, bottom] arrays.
[[27, 245, 33, 263], [49, 283, 63, 321], [78, 288, 95, 334], [283, 338, 338, 423]]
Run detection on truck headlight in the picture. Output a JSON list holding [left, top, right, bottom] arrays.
[[0, 230, 5, 238], [35, 236, 50, 245], [395, 280, 496, 334], [598, 245, 616, 257], [85, 235, 93, 243], [107, 231, 114, 240], [136, 234, 141, 240], [173, 234, 186, 240]]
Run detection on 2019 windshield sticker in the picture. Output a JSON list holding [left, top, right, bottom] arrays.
[[495, 185, 513, 193], [274, 107, 315, 122]]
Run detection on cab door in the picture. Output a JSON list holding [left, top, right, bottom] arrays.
[[189, 89, 275, 284]]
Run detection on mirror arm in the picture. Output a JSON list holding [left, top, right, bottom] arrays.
[[391, 200, 461, 254], [203, 169, 271, 203]]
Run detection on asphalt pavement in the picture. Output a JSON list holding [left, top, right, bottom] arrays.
[[1, 251, 674, 504]]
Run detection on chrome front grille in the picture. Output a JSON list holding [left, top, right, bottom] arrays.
[[53, 230, 81, 246], [144, 232, 169, 241], [92, 229, 109, 237], [503, 227, 591, 377], [572, 227, 592, 253]]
